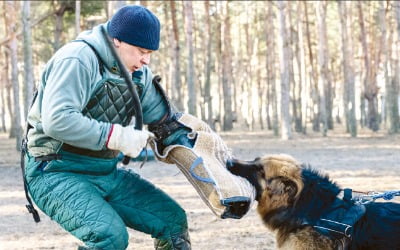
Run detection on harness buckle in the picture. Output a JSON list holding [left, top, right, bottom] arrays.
[[149, 113, 184, 141], [34, 154, 62, 162]]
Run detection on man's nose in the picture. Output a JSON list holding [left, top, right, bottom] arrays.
[[141, 54, 151, 65]]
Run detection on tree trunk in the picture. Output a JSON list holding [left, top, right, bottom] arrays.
[[251, 10, 261, 131], [183, 1, 197, 116], [287, 2, 303, 134], [170, 1, 184, 111], [161, 2, 172, 97], [22, 0, 35, 121], [287, 3, 302, 134], [244, 15, 252, 130], [3, 49, 13, 134], [338, 1, 357, 137], [277, 1, 292, 140], [381, 1, 399, 134], [266, 3, 278, 136], [52, 1, 73, 52], [75, 0, 81, 36], [114, 1, 126, 11], [5, 1, 23, 149], [0, 51, 7, 132], [316, 1, 328, 136], [304, 2, 319, 132], [53, 2, 65, 51], [214, 2, 223, 131], [203, 1, 214, 129], [221, 1, 233, 131], [298, 2, 308, 134], [358, 2, 380, 131], [378, 1, 389, 128], [105, 1, 112, 19], [391, 1, 400, 133]]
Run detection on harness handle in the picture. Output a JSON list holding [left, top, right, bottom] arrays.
[[100, 26, 144, 165]]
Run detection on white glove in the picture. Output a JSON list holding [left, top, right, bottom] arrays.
[[107, 124, 154, 158]]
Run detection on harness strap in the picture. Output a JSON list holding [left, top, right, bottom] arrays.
[[20, 139, 40, 223], [150, 113, 184, 141], [21, 90, 41, 223]]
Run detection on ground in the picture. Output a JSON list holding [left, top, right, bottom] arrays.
[[0, 128, 399, 250]]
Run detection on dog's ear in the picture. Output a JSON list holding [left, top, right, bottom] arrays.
[[257, 176, 299, 217], [282, 178, 298, 204], [259, 155, 304, 199]]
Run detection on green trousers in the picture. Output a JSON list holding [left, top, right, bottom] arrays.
[[25, 151, 188, 249]]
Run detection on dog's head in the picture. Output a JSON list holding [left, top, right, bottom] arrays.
[[228, 154, 304, 214]]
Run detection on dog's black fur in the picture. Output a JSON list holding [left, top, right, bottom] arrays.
[[228, 156, 400, 250]]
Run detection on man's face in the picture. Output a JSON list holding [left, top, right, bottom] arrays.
[[113, 38, 153, 73]]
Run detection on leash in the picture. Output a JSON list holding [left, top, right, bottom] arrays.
[[100, 26, 144, 166], [352, 190, 400, 205], [21, 90, 41, 223]]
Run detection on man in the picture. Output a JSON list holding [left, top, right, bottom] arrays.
[[24, 5, 191, 249]]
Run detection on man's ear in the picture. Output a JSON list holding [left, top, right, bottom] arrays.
[[113, 38, 121, 48]]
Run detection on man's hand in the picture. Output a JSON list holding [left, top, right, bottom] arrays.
[[107, 124, 154, 158]]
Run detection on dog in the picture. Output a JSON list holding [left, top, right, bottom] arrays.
[[227, 154, 400, 250]]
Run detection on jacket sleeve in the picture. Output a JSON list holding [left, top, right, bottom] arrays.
[[42, 56, 111, 150], [138, 67, 193, 147], [138, 66, 169, 125]]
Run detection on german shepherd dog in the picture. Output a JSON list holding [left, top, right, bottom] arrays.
[[227, 154, 400, 250]]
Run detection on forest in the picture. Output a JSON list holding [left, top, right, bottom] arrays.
[[1, 0, 400, 150]]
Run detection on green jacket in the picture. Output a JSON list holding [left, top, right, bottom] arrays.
[[27, 22, 165, 157]]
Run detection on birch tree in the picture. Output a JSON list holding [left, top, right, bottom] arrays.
[[290, 2, 303, 133], [358, 2, 380, 131], [203, 1, 214, 128], [170, 1, 184, 110], [277, 1, 291, 140], [265, 2, 279, 136], [0, 50, 7, 132], [22, 1, 35, 120], [304, 2, 319, 132], [5, 1, 22, 149], [75, 0, 81, 36], [221, 1, 234, 131], [52, 1, 74, 52], [316, 1, 329, 136], [378, 2, 391, 130], [298, 2, 308, 133], [338, 1, 357, 137], [183, 1, 197, 116], [391, 1, 400, 133]]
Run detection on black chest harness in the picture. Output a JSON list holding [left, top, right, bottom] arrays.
[[302, 188, 366, 250]]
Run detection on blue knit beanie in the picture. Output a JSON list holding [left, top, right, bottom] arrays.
[[108, 5, 160, 50]]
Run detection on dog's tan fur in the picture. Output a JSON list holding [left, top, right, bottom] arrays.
[[256, 155, 336, 250]]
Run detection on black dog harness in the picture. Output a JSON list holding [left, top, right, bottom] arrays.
[[302, 188, 366, 250]]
